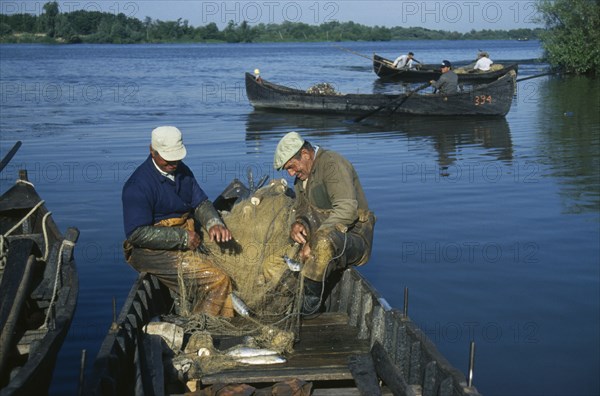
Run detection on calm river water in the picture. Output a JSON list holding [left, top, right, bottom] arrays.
[[1, 40, 598, 396]]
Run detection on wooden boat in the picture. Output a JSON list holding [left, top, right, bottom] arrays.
[[245, 71, 516, 117], [86, 179, 481, 395], [0, 170, 79, 395], [86, 269, 481, 395], [373, 54, 519, 84]]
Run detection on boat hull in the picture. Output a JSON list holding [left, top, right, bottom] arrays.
[[0, 171, 79, 396], [374, 54, 519, 83], [246, 71, 516, 117], [86, 268, 482, 395]]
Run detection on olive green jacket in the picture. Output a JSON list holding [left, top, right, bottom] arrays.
[[293, 148, 369, 232]]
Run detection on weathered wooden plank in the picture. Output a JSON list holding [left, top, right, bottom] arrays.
[[369, 305, 385, 346], [337, 270, 353, 315], [300, 312, 349, 327], [409, 341, 422, 385], [439, 377, 454, 396], [140, 334, 165, 396], [370, 341, 419, 396], [349, 279, 363, 327], [200, 365, 355, 384], [347, 353, 382, 396], [358, 292, 373, 340], [422, 360, 438, 396], [0, 240, 36, 377]]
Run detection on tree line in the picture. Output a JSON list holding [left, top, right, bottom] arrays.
[[0, 2, 541, 44], [1, 0, 597, 74]]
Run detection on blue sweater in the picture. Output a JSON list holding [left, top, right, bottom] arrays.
[[122, 155, 208, 238]]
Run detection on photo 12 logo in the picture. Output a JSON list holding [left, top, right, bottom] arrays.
[[1, 1, 140, 17], [200, 1, 340, 24], [400, 1, 540, 26]]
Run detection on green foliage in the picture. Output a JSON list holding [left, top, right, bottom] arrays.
[[537, 0, 600, 74], [0, 6, 544, 45]]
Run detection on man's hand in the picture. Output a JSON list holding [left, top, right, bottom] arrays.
[[300, 243, 312, 261], [186, 230, 201, 250], [208, 224, 232, 243], [290, 221, 308, 245]]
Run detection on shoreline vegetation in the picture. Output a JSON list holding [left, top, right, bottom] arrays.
[[0, 3, 541, 45], [1, 0, 597, 74]]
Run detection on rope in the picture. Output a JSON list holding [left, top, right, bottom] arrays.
[[0, 199, 46, 268], [41, 212, 51, 261], [43, 239, 76, 328], [3, 200, 45, 237]]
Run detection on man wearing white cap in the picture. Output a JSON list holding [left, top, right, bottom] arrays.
[[274, 132, 376, 315], [122, 126, 234, 317]]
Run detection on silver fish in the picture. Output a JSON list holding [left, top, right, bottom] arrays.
[[225, 346, 279, 358], [283, 254, 302, 272], [230, 292, 250, 317], [235, 355, 287, 365]]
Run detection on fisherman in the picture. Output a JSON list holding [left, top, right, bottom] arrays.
[[274, 132, 376, 315], [392, 51, 418, 69], [429, 60, 458, 94], [473, 51, 493, 72], [122, 126, 234, 317]]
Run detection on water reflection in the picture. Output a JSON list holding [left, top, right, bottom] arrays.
[[536, 75, 600, 213], [245, 111, 513, 173]]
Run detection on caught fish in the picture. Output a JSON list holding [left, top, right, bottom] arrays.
[[283, 254, 302, 272], [225, 346, 279, 358], [230, 292, 250, 317], [236, 355, 287, 365]]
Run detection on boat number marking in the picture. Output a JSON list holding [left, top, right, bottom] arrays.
[[475, 95, 492, 106]]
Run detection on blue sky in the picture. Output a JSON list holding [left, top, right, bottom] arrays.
[[2, 1, 544, 32]]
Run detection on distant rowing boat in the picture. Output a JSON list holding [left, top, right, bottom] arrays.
[[0, 170, 79, 395], [245, 71, 516, 117], [374, 54, 519, 84]]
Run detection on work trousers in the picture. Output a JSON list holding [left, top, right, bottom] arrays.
[[124, 217, 233, 317]]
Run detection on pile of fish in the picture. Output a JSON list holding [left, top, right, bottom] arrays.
[[143, 320, 287, 384]]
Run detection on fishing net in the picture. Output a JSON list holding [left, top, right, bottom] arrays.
[[306, 82, 340, 95], [171, 179, 303, 359]]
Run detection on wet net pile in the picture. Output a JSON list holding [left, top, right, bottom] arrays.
[[306, 82, 340, 95], [172, 179, 304, 355]]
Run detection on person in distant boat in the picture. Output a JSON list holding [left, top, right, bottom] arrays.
[[429, 60, 458, 94], [254, 68, 263, 83], [273, 132, 376, 316], [473, 51, 493, 72], [122, 126, 234, 317], [392, 52, 418, 69]]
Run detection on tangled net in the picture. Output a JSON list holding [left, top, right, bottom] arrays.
[[306, 82, 340, 95], [170, 179, 302, 358]]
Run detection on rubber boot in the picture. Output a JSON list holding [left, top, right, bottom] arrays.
[[302, 278, 323, 316]]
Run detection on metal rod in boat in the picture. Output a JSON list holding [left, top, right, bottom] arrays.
[[468, 341, 476, 387], [403, 287, 409, 317], [110, 296, 119, 331], [78, 349, 86, 396]]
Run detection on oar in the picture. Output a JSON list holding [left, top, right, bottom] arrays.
[[354, 82, 431, 123], [332, 44, 396, 68], [516, 70, 565, 83], [0, 140, 22, 173]]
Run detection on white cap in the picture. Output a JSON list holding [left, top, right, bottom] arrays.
[[273, 131, 304, 170], [151, 126, 187, 161]]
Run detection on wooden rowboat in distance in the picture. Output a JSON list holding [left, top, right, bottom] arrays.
[[245, 71, 516, 117], [0, 170, 79, 396], [373, 54, 519, 84]]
